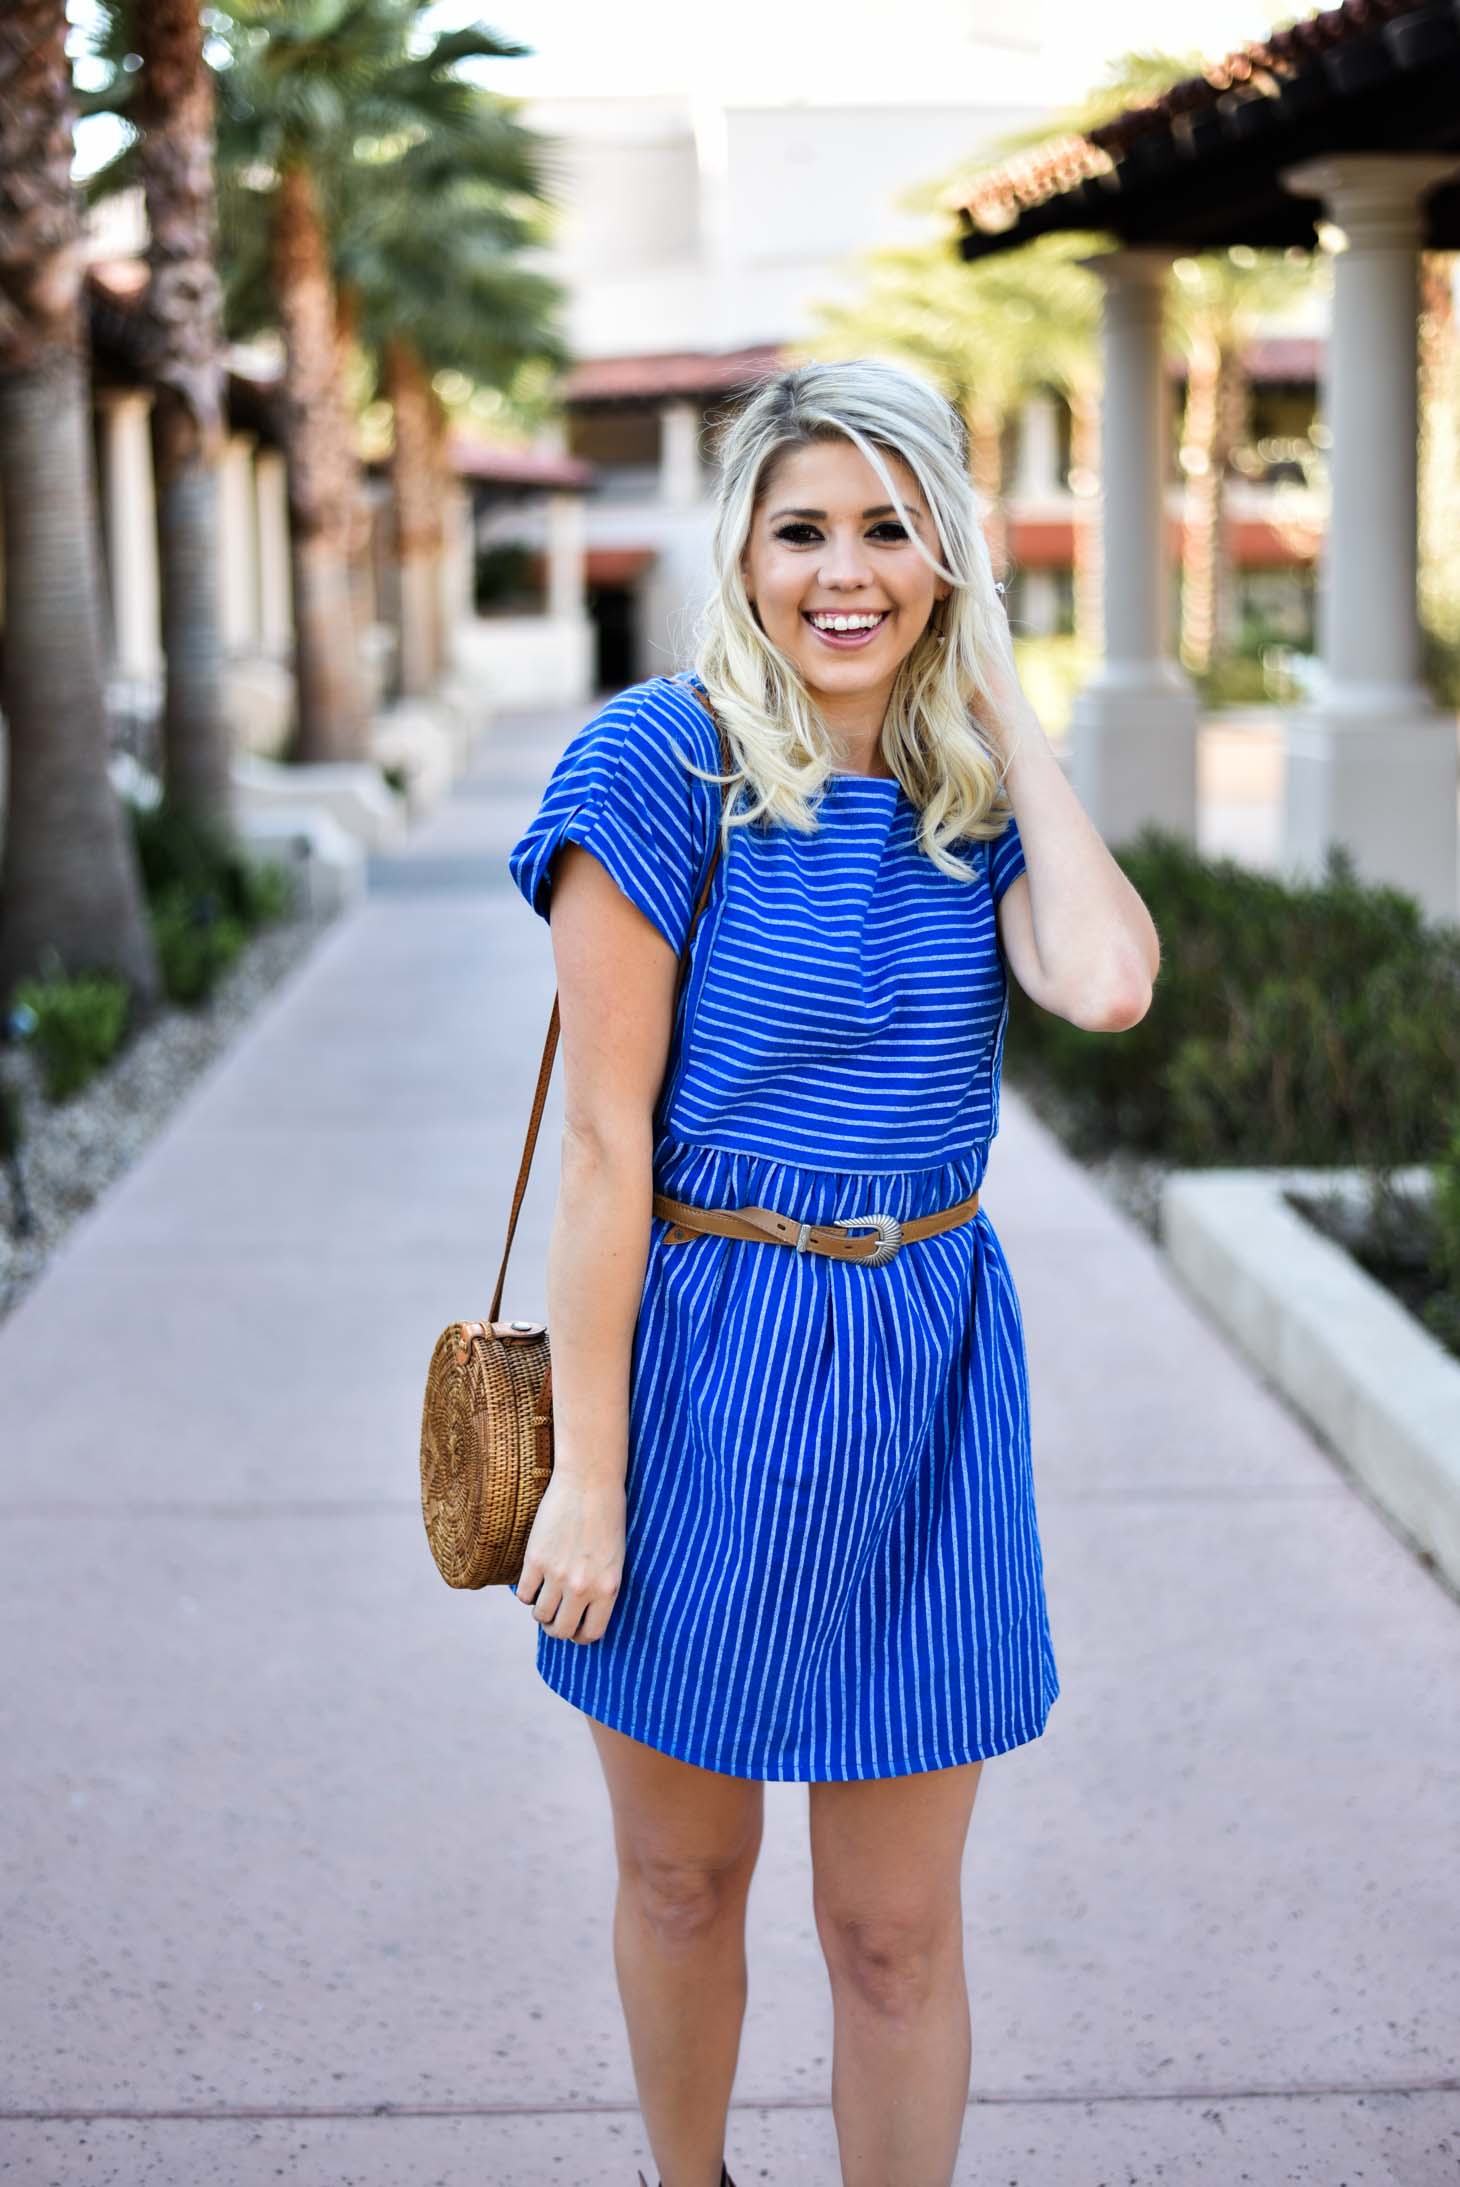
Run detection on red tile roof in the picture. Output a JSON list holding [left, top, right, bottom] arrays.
[[955, 0, 1436, 237], [449, 437, 595, 490], [1006, 515, 1317, 568], [562, 346, 786, 405]]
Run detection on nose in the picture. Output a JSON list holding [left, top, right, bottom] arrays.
[[817, 527, 876, 588]]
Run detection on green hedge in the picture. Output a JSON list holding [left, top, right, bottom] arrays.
[[128, 795, 290, 1011], [130, 797, 292, 937], [1426, 1122, 1460, 1353], [1004, 826, 1459, 1170]]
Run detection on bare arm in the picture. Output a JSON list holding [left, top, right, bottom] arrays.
[[978, 638, 1162, 1033], [511, 838, 682, 1644]]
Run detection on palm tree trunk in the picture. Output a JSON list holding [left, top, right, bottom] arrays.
[[427, 403, 459, 682], [1171, 332, 1223, 669], [0, 1, 162, 1012], [1418, 250, 1460, 657], [1180, 335, 1245, 677], [963, 395, 1007, 579], [1067, 380, 1102, 647], [385, 336, 444, 698], [1178, 336, 1218, 676], [272, 159, 367, 761], [135, 0, 232, 828], [1212, 352, 1247, 663], [334, 287, 378, 700]]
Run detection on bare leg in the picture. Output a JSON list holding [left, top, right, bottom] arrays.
[[809, 1760, 984, 2185], [588, 1715, 763, 2187]]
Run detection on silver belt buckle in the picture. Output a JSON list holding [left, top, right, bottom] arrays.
[[832, 1211, 903, 1267]]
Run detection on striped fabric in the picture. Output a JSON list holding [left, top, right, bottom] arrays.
[[507, 671, 1059, 1780]]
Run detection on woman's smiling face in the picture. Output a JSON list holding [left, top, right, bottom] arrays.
[[740, 435, 950, 718]]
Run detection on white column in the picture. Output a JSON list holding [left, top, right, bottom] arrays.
[[1067, 249, 1199, 843], [1277, 155, 1460, 919], [660, 399, 702, 508], [218, 432, 259, 654], [1013, 392, 1062, 499], [254, 448, 292, 660], [545, 489, 587, 621], [98, 389, 162, 685]]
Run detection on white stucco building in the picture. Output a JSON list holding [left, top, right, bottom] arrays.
[[474, 90, 1055, 690], [473, 87, 1326, 706]]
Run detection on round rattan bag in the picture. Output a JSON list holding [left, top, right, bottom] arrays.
[[418, 687, 731, 1590], [419, 1312, 554, 1589]]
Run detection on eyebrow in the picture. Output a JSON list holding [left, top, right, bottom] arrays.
[[769, 504, 922, 522]]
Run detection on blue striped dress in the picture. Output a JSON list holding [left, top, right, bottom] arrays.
[[507, 670, 1059, 1780]]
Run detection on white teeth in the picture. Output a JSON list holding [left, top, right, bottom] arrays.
[[809, 612, 886, 632]]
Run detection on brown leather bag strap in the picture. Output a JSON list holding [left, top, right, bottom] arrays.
[[488, 686, 733, 1323]]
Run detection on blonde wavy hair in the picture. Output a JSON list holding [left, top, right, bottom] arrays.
[[686, 356, 1024, 883]]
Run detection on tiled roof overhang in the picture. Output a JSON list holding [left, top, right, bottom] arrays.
[[955, 0, 1460, 260], [449, 438, 596, 490], [562, 346, 786, 408]]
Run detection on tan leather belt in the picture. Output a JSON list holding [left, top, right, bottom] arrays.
[[652, 1189, 981, 1269]]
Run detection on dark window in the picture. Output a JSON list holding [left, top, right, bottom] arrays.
[[566, 406, 662, 471]]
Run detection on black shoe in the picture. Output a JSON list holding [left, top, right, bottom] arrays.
[[636, 2168, 735, 2185]]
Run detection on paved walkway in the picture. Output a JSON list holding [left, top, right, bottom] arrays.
[[2, 700, 1457, 2185]]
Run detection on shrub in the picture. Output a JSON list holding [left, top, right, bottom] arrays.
[[129, 796, 292, 930], [1004, 827, 1460, 1168], [149, 883, 247, 1007], [1191, 651, 1272, 708], [1425, 1114, 1460, 1353], [128, 795, 289, 1006], [10, 959, 132, 1101], [238, 859, 293, 923]]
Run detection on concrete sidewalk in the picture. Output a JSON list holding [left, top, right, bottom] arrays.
[[2, 701, 1457, 2186]]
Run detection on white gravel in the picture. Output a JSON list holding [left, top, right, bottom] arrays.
[[0, 908, 339, 1327]]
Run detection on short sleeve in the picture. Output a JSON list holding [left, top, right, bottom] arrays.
[[987, 808, 1026, 908], [506, 678, 719, 956]]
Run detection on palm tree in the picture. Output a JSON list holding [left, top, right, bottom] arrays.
[[805, 204, 1102, 629], [132, 0, 234, 824], [207, 1, 548, 757], [983, 52, 1318, 678], [1167, 248, 1317, 677], [269, 141, 370, 757], [333, 129, 568, 695], [0, 0, 162, 1011]]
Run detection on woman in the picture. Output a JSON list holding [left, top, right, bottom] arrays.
[[506, 359, 1159, 2187]]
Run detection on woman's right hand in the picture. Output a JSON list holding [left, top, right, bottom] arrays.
[[512, 1468, 626, 1644]]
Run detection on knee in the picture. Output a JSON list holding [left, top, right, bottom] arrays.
[[816, 1903, 955, 2020], [622, 1846, 752, 1949]]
